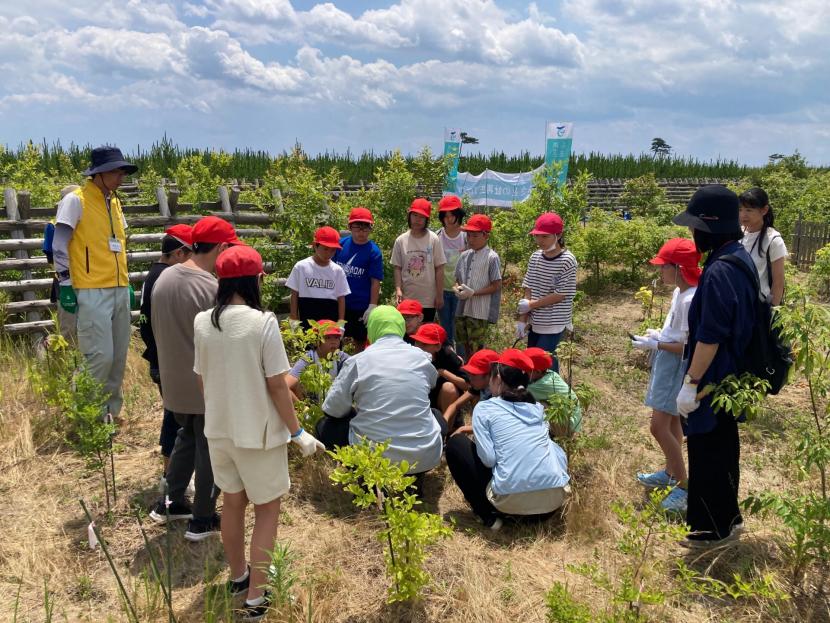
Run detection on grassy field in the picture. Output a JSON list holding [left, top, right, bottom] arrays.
[[0, 280, 823, 622]]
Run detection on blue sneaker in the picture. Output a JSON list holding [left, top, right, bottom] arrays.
[[661, 487, 688, 514], [636, 469, 677, 489]]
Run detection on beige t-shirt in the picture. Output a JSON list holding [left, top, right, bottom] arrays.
[[194, 306, 292, 449], [151, 263, 217, 413], [390, 230, 447, 307]]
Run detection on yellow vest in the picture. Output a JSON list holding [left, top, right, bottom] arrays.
[[68, 182, 128, 289]]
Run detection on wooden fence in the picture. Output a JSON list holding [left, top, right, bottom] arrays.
[[0, 185, 289, 336], [792, 216, 830, 268]]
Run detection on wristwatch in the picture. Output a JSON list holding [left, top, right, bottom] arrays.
[[683, 374, 701, 386]]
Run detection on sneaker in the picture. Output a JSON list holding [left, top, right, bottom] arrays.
[[149, 500, 193, 524], [680, 522, 743, 549], [483, 516, 503, 531], [636, 469, 678, 489], [225, 565, 250, 596], [661, 487, 688, 514], [237, 591, 271, 622], [185, 514, 221, 542]]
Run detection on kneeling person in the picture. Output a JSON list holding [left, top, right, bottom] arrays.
[[286, 320, 349, 403], [524, 347, 582, 438]]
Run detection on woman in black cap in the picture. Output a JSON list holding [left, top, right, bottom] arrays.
[[672, 185, 758, 547]]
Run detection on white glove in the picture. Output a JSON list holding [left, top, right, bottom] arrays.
[[288, 319, 302, 331], [455, 284, 475, 300], [518, 298, 531, 314], [676, 383, 700, 418], [645, 328, 661, 340], [631, 335, 658, 352], [291, 429, 325, 457], [361, 304, 377, 324], [515, 321, 528, 340]]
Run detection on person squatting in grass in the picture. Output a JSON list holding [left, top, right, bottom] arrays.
[[523, 347, 583, 439], [738, 187, 788, 306], [139, 224, 193, 475], [148, 216, 243, 541], [444, 349, 500, 435], [453, 214, 502, 360], [52, 146, 137, 420], [410, 323, 470, 419], [286, 226, 350, 330], [672, 185, 757, 548], [630, 238, 701, 514], [391, 198, 447, 323], [193, 244, 324, 621], [397, 298, 424, 344], [445, 349, 570, 531], [285, 320, 350, 403], [333, 207, 383, 352], [436, 194, 467, 345], [517, 212, 578, 373]]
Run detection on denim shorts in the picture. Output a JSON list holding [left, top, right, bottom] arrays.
[[644, 348, 687, 416]]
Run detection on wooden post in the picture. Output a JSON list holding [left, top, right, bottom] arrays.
[[794, 212, 803, 268], [156, 185, 170, 218], [229, 187, 240, 213], [218, 186, 232, 214], [271, 188, 284, 214], [167, 189, 179, 216], [4, 189, 40, 323]]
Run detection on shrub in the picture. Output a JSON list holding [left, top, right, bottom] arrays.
[[620, 173, 666, 218], [809, 243, 830, 299]]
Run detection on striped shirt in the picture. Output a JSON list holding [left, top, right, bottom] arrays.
[[521, 250, 578, 334]]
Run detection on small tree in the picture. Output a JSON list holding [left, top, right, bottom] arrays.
[[620, 173, 666, 218], [650, 138, 672, 158]]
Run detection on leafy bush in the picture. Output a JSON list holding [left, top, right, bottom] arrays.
[[620, 173, 666, 218], [809, 243, 830, 299], [174, 154, 222, 207]]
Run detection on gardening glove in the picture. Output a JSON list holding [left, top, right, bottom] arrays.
[[515, 321, 528, 340], [517, 298, 531, 314], [631, 334, 658, 352], [361, 304, 377, 324], [290, 428, 325, 457], [676, 382, 700, 418], [645, 328, 662, 340], [288, 319, 302, 331], [59, 285, 77, 314], [455, 284, 475, 300], [128, 284, 138, 310]]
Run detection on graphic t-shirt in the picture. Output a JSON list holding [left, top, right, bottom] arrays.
[[390, 230, 447, 308], [437, 228, 467, 291], [334, 236, 384, 311], [286, 257, 351, 323]]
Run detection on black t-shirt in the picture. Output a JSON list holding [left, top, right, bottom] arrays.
[[432, 345, 467, 388], [139, 262, 170, 368]]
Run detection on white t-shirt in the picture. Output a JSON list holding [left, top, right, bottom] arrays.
[[193, 306, 292, 450], [437, 228, 467, 291], [56, 192, 129, 230], [740, 227, 788, 302], [285, 256, 350, 300], [390, 230, 447, 307], [658, 286, 696, 344]]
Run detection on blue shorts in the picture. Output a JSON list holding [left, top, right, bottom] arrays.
[[644, 349, 687, 416]]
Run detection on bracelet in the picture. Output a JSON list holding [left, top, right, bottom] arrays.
[[291, 427, 304, 439]]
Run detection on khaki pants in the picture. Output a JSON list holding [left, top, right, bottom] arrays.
[[76, 287, 131, 417]]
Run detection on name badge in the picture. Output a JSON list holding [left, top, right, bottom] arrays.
[[108, 238, 123, 253]]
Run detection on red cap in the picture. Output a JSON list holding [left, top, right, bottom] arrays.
[[165, 224, 193, 247], [348, 207, 374, 225], [438, 195, 462, 212], [396, 299, 423, 316], [409, 198, 432, 219], [411, 323, 447, 345], [649, 238, 702, 286], [523, 347, 553, 372], [462, 214, 492, 233], [192, 216, 243, 245], [314, 226, 342, 249], [215, 244, 264, 279], [315, 319, 344, 337], [530, 212, 564, 235], [461, 349, 499, 375], [495, 348, 534, 375]]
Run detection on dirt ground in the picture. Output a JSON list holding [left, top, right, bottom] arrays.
[[0, 287, 825, 622]]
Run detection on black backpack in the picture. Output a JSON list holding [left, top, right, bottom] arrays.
[[718, 254, 792, 395]]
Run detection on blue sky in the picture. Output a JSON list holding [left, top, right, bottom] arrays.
[[1, 0, 828, 166]]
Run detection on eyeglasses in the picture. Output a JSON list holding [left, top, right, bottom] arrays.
[[349, 223, 372, 231]]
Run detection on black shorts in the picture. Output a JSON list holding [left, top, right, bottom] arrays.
[[422, 308, 436, 323], [343, 308, 368, 343]]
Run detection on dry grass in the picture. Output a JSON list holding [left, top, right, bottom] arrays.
[[0, 291, 827, 622]]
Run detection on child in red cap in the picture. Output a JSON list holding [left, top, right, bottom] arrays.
[[524, 347, 582, 438], [453, 214, 502, 359], [397, 298, 424, 343], [631, 237, 701, 514], [517, 212, 578, 372], [285, 320, 350, 402], [436, 195, 466, 343], [286, 226, 351, 329], [390, 198, 447, 323], [443, 348, 499, 434], [411, 323, 469, 415]]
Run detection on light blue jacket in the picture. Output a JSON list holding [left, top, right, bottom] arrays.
[[473, 397, 570, 495], [322, 335, 442, 473]]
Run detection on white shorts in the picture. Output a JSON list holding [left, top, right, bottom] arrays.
[[208, 438, 290, 505]]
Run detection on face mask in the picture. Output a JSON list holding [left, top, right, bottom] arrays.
[[545, 237, 560, 253]]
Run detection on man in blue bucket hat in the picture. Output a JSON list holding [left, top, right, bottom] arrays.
[[52, 145, 138, 420]]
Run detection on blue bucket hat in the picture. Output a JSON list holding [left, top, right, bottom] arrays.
[[83, 146, 138, 176]]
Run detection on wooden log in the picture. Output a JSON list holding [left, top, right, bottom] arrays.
[[0, 271, 151, 293], [3, 311, 141, 336], [4, 190, 40, 322], [156, 185, 170, 218], [229, 187, 240, 212], [218, 186, 232, 213], [0, 250, 163, 272], [167, 189, 179, 216]]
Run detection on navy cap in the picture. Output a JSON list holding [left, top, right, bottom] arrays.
[[673, 185, 740, 234], [83, 146, 138, 176]]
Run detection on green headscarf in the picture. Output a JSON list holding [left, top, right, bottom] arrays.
[[366, 305, 405, 343]]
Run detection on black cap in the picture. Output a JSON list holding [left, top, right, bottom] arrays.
[[672, 185, 740, 234], [83, 146, 138, 176]]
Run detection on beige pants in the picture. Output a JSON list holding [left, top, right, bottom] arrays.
[[487, 483, 570, 515], [76, 287, 131, 417]]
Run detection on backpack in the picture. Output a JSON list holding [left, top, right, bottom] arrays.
[[718, 254, 792, 395]]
